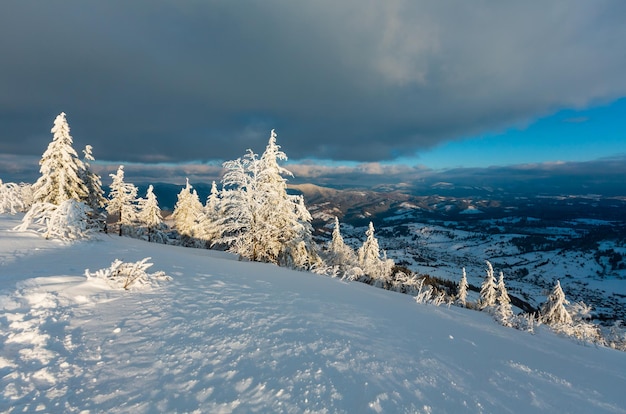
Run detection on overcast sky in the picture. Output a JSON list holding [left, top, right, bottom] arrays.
[[1, 1, 626, 185]]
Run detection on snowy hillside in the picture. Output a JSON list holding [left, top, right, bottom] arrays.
[[1, 214, 626, 413], [301, 187, 626, 322]]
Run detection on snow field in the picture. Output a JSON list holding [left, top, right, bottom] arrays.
[[1, 215, 626, 413]]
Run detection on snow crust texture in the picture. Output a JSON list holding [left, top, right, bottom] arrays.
[[1, 215, 626, 413]]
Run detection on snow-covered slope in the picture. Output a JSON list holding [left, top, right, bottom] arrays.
[[1, 215, 625, 413]]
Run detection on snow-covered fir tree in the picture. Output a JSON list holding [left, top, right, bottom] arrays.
[[216, 130, 319, 269], [280, 194, 322, 270], [137, 185, 168, 243], [479, 261, 498, 310], [107, 165, 139, 236], [357, 222, 394, 285], [326, 216, 357, 268], [540, 280, 573, 326], [80, 145, 106, 213], [31, 112, 89, 205], [217, 149, 261, 258], [495, 272, 514, 326], [196, 180, 222, 247], [171, 178, 205, 246], [457, 267, 469, 307], [257, 130, 320, 268]]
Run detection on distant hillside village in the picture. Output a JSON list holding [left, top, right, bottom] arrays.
[[2, 112, 625, 351]]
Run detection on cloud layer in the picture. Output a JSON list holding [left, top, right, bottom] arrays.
[[1, 1, 626, 164]]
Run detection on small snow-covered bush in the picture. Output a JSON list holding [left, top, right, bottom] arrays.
[[414, 278, 448, 307], [85, 257, 172, 290], [548, 301, 606, 346], [603, 321, 626, 351], [0, 180, 31, 214], [15, 200, 99, 240], [390, 271, 424, 295]]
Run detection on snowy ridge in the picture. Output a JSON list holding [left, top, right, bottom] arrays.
[[1, 214, 626, 413]]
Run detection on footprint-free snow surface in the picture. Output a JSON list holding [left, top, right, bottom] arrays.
[[1, 215, 625, 413]]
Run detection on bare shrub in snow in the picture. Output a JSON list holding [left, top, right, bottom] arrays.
[[339, 266, 366, 282], [414, 278, 448, 307], [390, 270, 424, 295], [85, 257, 172, 290]]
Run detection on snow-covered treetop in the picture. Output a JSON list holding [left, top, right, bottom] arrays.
[[32, 112, 89, 205]]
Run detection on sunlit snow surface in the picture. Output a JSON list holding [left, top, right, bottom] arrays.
[[1, 215, 625, 413]]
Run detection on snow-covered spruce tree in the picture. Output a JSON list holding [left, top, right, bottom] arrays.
[[137, 185, 168, 243], [357, 222, 394, 286], [540, 282, 606, 344], [494, 272, 514, 326], [107, 165, 139, 236], [456, 267, 469, 307], [196, 180, 223, 247], [540, 280, 573, 326], [31, 112, 89, 205], [257, 130, 320, 269], [324, 216, 358, 274], [215, 130, 320, 269], [171, 178, 205, 247], [280, 194, 322, 270], [216, 150, 261, 259], [479, 260, 497, 310], [80, 145, 106, 213]]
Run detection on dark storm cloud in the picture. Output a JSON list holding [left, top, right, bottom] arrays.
[[2, 0, 626, 164]]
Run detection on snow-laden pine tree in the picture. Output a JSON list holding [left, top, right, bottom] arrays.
[[216, 130, 320, 269], [357, 222, 394, 285], [495, 272, 514, 326], [107, 165, 139, 236], [479, 261, 498, 310], [137, 185, 168, 243], [280, 194, 322, 270], [457, 267, 469, 307], [326, 217, 357, 267], [31, 112, 89, 205], [171, 178, 205, 246], [217, 149, 261, 258], [540, 280, 573, 326], [80, 145, 106, 212], [257, 130, 320, 268], [196, 180, 222, 247]]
